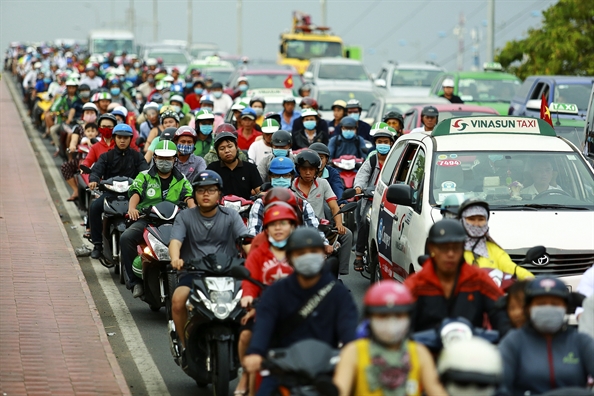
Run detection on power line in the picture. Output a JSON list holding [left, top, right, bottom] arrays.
[[339, 0, 383, 37], [370, 0, 432, 49]]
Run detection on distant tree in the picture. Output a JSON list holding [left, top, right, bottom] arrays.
[[496, 0, 594, 80]]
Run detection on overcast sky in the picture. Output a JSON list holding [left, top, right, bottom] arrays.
[[1, 0, 556, 72]]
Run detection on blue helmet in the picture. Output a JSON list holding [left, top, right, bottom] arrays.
[[340, 116, 357, 128], [112, 123, 133, 137], [269, 157, 295, 175]]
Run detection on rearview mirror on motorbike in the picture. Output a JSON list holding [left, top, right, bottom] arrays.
[[341, 188, 356, 200], [260, 182, 272, 192], [80, 164, 92, 174], [521, 245, 547, 264], [417, 254, 430, 266], [336, 201, 358, 216], [229, 265, 251, 280]]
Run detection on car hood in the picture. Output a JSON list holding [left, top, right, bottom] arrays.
[[388, 86, 431, 96], [467, 101, 508, 115], [315, 80, 373, 89]]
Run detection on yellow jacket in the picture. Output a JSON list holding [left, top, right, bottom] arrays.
[[464, 241, 534, 280]]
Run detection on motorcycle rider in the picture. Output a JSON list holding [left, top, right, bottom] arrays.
[[382, 111, 404, 137], [248, 118, 280, 165], [333, 99, 371, 141], [410, 106, 439, 134], [243, 227, 358, 394], [145, 107, 180, 151], [279, 96, 301, 132], [292, 150, 353, 275], [62, 122, 98, 202], [108, 78, 137, 115], [328, 100, 347, 136], [192, 109, 216, 158], [82, 113, 117, 168], [291, 108, 329, 150], [206, 131, 262, 199], [458, 198, 534, 280], [79, 64, 103, 90], [209, 82, 233, 114], [144, 127, 176, 163], [499, 276, 594, 395], [328, 116, 368, 160], [168, 94, 192, 126], [172, 126, 206, 182], [169, 170, 248, 346], [292, 97, 330, 138], [352, 123, 397, 271], [439, 78, 464, 104], [404, 219, 509, 334], [123, 140, 195, 297], [257, 130, 295, 182], [249, 96, 266, 126], [138, 102, 160, 140], [308, 142, 345, 204], [334, 280, 446, 396], [237, 107, 262, 151], [184, 79, 204, 111], [88, 124, 149, 259]]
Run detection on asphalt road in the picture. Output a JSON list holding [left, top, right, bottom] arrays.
[[13, 78, 370, 395]]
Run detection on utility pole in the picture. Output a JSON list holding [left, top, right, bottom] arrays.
[[321, 0, 327, 26], [453, 12, 465, 71], [471, 27, 480, 70], [237, 0, 243, 55], [130, 0, 135, 38], [153, 0, 158, 42], [486, 0, 495, 62], [187, 0, 193, 50]]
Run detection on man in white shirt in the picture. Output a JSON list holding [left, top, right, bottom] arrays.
[[520, 158, 563, 198], [22, 61, 41, 90], [410, 105, 439, 134], [79, 65, 103, 90], [209, 82, 233, 115], [248, 118, 279, 165]]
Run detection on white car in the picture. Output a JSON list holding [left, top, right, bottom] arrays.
[[368, 115, 594, 294]]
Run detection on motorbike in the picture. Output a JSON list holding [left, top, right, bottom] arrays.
[[168, 253, 246, 395], [317, 201, 359, 278], [331, 155, 364, 232], [132, 201, 182, 313], [341, 187, 376, 278], [221, 194, 253, 226], [96, 177, 134, 282]]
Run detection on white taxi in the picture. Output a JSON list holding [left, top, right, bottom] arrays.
[[368, 116, 594, 291]]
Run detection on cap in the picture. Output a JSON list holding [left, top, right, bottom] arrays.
[[241, 107, 257, 120]]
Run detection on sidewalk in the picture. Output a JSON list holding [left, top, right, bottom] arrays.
[[0, 79, 130, 395]]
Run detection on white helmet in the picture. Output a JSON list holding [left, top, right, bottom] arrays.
[[82, 102, 99, 114], [143, 102, 160, 114], [442, 78, 455, 88], [438, 337, 502, 396]]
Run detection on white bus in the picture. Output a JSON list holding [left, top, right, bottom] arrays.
[[88, 30, 135, 56]]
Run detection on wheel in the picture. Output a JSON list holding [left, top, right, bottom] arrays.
[[114, 261, 120, 274], [118, 250, 125, 285], [345, 211, 356, 233], [165, 273, 178, 321], [211, 340, 231, 396], [369, 253, 381, 284], [149, 304, 161, 312]]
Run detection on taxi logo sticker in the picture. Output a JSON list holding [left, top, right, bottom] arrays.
[[450, 117, 539, 134], [441, 181, 456, 192], [449, 154, 458, 159], [437, 154, 448, 160], [437, 160, 461, 167], [452, 119, 469, 131]]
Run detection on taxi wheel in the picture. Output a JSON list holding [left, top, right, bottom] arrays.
[[369, 252, 381, 284]]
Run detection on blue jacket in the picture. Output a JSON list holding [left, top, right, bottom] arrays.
[[328, 134, 367, 159], [323, 166, 346, 204], [247, 270, 358, 356], [499, 325, 594, 396]]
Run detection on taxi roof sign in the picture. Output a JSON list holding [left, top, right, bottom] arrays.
[[549, 102, 579, 115], [246, 88, 293, 97], [432, 116, 557, 137], [483, 62, 503, 71]]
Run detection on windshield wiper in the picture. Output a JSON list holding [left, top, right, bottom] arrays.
[[495, 204, 589, 210]]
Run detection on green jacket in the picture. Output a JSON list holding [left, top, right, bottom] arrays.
[[129, 165, 193, 209], [204, 148, 248, 166], [194, 134, 214, 158]]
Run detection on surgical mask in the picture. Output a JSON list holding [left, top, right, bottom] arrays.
[[342, 129, 356, 140], [155, 159, 174, 173], [530, 305, 566, 333], [369, 317, 410, 344], [273, 149, 288, 157], [172, 105, 182, 114], [292, 253, 325, 277], [212, 91, 223, 99], [79, 91, 90, 99], [349, 113, 360, 121], [303, 120, 316, 130], [268, 235, 288, 249], [199, 125, 213, 135], [194, 87, 203, 95], [253, 107, 264, 117], [43, 77, 51, 83], [98, 127, 113, 139], [177, 144, 194, 156], [147, 78, 155, 84], [271, 177, 292, 188], [445, 384, 495, 396], [110, 87, 121, 96], [238, 84, 248, 92], [489, 154, 504, 162], [83, 113, 97, 123], [376, 144, 391, 155], [201, 106, 213, 112]]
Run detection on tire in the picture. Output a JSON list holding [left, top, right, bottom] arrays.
[[165, 273, 177, 321], [369, 253, 382, 284], [149, 304, 161, 312], [118, 258, 125, 285], [211, 340, 230, 396], [345, 211, 356, 233]]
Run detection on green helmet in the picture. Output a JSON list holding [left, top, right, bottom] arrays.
[[196, 109, 215, 120], [370, 122, 397, 141], [154, 140, 178, 157], [440, 194, 465, 218], [261, 118, 280, 134]]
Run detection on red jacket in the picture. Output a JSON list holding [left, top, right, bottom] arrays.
[[242, 237, 293, 299], [237, 128, 262, 151], [404, 259, 509, 334], [184, 93, 201, 111], [83, 138, 115, 168]]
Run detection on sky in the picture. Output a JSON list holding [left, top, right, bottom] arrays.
[[0, 0, 557, 72]]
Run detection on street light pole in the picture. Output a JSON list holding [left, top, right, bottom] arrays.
[[486, 0, 495, 62], [237, 0, 243, 55], [153, 0, 158, 42], [321, 0, 327, 26], [130, 0, 135, 38], [187, 0, 193, 50]]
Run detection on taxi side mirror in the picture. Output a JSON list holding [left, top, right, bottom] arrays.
[[386, 184, 413, 206]]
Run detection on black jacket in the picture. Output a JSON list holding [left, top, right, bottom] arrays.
[[291, 128, 329, 150], [440, 94, 464, 104], [90, 146, 149, 183]]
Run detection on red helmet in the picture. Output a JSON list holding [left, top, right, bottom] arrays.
[[300, 97, 319, 110], [263, 187, 297, 208], [364, 280, 415, 315], [215, 123, 237, 136], [263, 202, 299, 227], [174, 126, 197, 142]]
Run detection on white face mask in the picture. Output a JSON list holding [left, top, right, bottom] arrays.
[[446, 383, 495, 396], [370, 317, 410, 344]]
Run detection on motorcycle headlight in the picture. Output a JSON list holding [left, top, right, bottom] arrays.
[[147, 232, 171, 261], [202, 277, 241, 320], [440, 322, 473, 349], [105, 181, 130, 193]]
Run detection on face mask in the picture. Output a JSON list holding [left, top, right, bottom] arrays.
[[271, 177, 292, 188], [212, 91, 223, 99], [155, 159, 174, 173], [445, 384, 495, 396], [43, 77, 51, 83], [376, 143, 391, 155], [147, 78, 155, 84], [369, 317, 410, 344], [172, 105, 181, 114], [463, 219, 489, 238], [79, 91, 90, 99], [342, 130, 356, 140], [194, 87, 203, 95], [98, 127, 113, 139], [239, 84, 248, 92], [530, 305, 566, 333], [83, 113, 97, 123], [303, 120, 316, 130], [292, 253, 325, 277], [273, 149, 288, 158], [199, 125, 213, 135], [489, 154, 504, 162], [349, 113, 360, 121], [177, 144, 194, 156], [268, 235, 288, 249], [110, 87, 121, 96], [201, 106, 213, 112], [253, 107, 264, 117]]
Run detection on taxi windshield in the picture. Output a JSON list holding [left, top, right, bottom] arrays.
[[458, 78, 520, 102], [554, 83, 591, 112], [429, 151, 594, 210]]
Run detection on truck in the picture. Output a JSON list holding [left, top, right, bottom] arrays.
[[88, 30, 135, 57]]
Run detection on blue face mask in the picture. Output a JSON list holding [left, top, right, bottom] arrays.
[[489, 154, 504, 162], [110, 87, 121, 96], [349, 113, 360, 121], [303, 120, 316, 130], [268, 235, 288, 249], [177, 144, 194, 155], [43, 77, 51, 83], [239, 84, 248, 92], [342, 130, 356, 140], [273, 149, 288, 157], [271, 177, 292, 188], [212, 91, 223, 99], [194, 88, 203, 95], [199, 125, 213, 135], [376, 144, 391, 155]]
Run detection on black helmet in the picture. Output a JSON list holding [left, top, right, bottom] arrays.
[[191, 170, 223, 190], [249, 96, 266, 107], [458, 198, 490, 220], [286, 227, 325, 255], [97, 113, 117, 126], [151, 93, 164, 104], [271, 130, 292, 147], [427, 219, 467, 244], [160, 127, 177, 141], [525, 277, 570, 304], [421, 105, 439, 117], [214, 131, 237, 149], [264, 112, 282, 125], [309, 142, 330, 158], [383, 111, 404, 125], [295, 149, 321, 169]]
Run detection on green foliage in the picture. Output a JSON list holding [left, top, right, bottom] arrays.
[[496, 0, 594, 80]]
